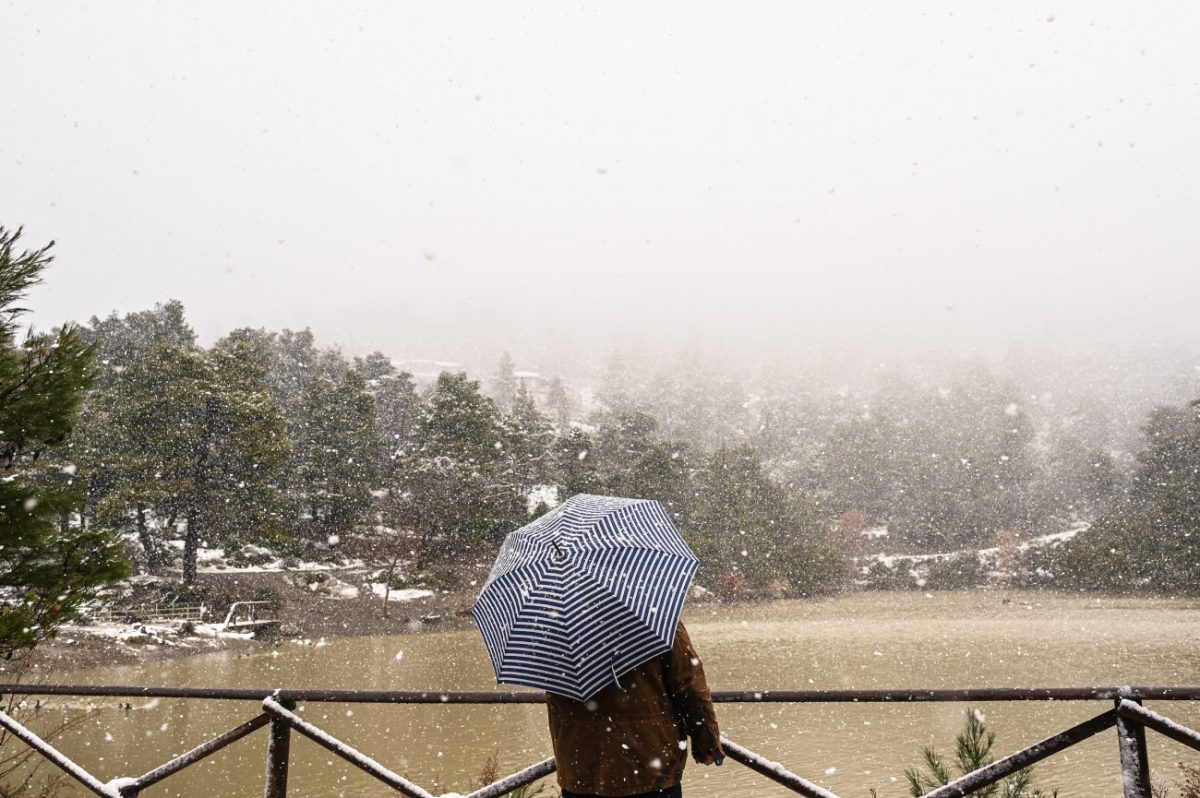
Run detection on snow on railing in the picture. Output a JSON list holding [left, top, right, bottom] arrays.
[[0, 684, 1197, 798]]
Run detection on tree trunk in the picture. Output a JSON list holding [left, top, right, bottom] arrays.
[[136, 503, 160, 569], [381, 555, 401, 619], [183, 513, 199, 584]]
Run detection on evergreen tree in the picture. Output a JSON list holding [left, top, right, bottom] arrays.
[[546, 375, 572, 430], [242, 331, 378, 541], [815, 410, 903, 524], [83, 299, 196, 369], [502, 381, 557, 490], [373, 368, 423, 465], [906, 709, 1057, 798], [577, 408, 693, 513], [1049, 397, 1199, 593], [555, 427, 603, 497], [687, 445, 841, 594], [286, 350, 377, 536], [201, 338, 291, 555], [401, 372, 520, 562], [493, 351, 516, 414], [75, 302, 203, 564], [354, 350, 396, 382], [0, 227, 127, 655], [96, 341, 289, 583]]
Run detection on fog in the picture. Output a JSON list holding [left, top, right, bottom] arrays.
[[4, 1, 1199, 383]]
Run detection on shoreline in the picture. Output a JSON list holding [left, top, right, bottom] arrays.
[[11, 568, 485, 676], [14, 571, 1200, 678]]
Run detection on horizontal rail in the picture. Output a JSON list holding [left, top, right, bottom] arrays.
[[2, 685, 1199, 798], [4, 684, 1200, 702]]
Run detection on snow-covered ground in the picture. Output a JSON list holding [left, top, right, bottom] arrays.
[[161, 541, 365, 574], [863, 521, 1090, 568], [368, 583, 435, 602], [62, 542, 442, 651]]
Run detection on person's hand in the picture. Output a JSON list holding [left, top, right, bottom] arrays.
[[700, 746, 725, 766]]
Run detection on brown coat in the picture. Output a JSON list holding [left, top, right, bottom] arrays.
[[546, 622, 721, 797]]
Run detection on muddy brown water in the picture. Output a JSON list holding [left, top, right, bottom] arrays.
[[21, 591, 1200, 797]]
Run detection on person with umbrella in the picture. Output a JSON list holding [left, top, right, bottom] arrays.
[[473, 494, 723, 798]]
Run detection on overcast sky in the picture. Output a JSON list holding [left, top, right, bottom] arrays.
[[3, 1, 1198, 370]]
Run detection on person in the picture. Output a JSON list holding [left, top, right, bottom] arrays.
[[545, 621, 723, 798]]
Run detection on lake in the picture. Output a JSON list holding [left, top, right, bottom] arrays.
[[23, 590, 1200, 797]]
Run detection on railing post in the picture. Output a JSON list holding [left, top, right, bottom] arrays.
[[264, 699, 295, 798], [1116, 689, 1151, 798]]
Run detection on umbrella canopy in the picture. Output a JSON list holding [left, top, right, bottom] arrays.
[[472, 493, 700, 701]]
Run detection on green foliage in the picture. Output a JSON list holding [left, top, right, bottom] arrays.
[[251, 587, 283, 613], [862, 559, 919, 591], [77, 316, 291, 583], [687, 445, 843, 594], [817, 374, 1047, 553], [239, 332, 379, 539], [923, 554, 987, 590], [905, 709, 1057, 798], [502, 382, 557, 489], [555, 427, 602, 497], [417, 567, 460, 592], [288, 354, 378, 534], [401, 372, 523, 562], [493, 351, 516, 413], [0, 226, 128, 656], [1045, 397, 1200, 594]]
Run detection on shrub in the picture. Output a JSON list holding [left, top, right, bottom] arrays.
[[923, 554, 986, 590], [905, 709, 1057, 798], [714, 569, 748, 599], [861, 559, 918, 591]]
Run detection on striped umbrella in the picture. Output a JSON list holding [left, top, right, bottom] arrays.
[[472, 493, 700, 701]]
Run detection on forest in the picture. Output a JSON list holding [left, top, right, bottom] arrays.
[[4, 227, 1199, 660]]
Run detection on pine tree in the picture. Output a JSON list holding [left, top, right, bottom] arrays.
[[287, 351, 377, 536], [201, 338, 291, 557], [0, 227, 127, 655], [76, 302, 201, 566], [1050, 397, 1200, 593], [246, 331, 378, 542], [688, 445, 841, 594], [502, 381, 556, 489], [493, 351, 516, 414], [906, 709, 1057, 798], [555, 427, 602, 497], [374, 368, 422, 465], [94, 340, 289, 583], [546, 375, 571, 430], [401, 372, 520, 562]]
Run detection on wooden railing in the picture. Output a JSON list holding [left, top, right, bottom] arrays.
[[0, 684, 1197, 798]]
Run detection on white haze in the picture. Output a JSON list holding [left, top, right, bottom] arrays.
[[3, 1, 1199, 378]]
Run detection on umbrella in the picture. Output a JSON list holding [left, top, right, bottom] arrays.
[[472, 493, 700, 701]]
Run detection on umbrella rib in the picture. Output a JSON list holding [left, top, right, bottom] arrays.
[[478, 561, 558, 675]]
